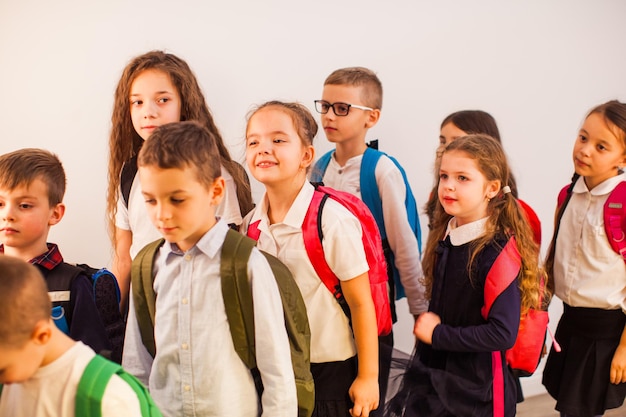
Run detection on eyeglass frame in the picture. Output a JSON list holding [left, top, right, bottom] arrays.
[[314, 100, 374, 117]]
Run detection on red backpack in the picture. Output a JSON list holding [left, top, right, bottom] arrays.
[[557, 177, 626, 262], [248, 183, 392, 336]]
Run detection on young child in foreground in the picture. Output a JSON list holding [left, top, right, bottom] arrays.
[[0, 254, 150, 417], [122, 121, 297, 417]]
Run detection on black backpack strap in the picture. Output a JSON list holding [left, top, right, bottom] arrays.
[[42, 262, 85, 326], [120, 155, 138, 208]]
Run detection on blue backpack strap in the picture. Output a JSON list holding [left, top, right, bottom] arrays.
[[310, 150, 333, 183], [360, 147, 385, 238], [76, 354, 162, 417]]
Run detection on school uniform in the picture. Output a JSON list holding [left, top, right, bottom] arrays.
[[387, 218, 520, 417], [543, 174, 626, 417], [0, 342, 141, 417], [122, 220, 296, 417], [116, 166, 242, 259], [244, 180, 369, 416]]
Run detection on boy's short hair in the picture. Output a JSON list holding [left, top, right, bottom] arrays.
[[138, 121, 222, 188], [0, 148, 66, 206], [0, 255, 52, 348], [324, 67, 383, 110]]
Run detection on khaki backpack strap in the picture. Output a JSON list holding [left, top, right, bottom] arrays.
[[220, 229, 256, 369], [131, 238, 165, 358]]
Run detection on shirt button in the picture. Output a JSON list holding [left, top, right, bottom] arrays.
[[184, 385, 191, 391], [338, 169, 343, 174], [182, 343, 189, 350], [182, 298, 188, 305], [184, 254, 192, 261]]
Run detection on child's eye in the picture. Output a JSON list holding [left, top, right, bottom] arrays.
[[144, 198, 156, 205], [439, 173, 448, 180], [458, 175, 468, 181], [336, 103, 350, 114], [597, 144, 607, 151], [131, 100, 142, 106], [19, 203, 32, 209], [273, 137, 286, 143], [158, 97, 170, 104], [247, 139, 258, 147], [578, 134, 587, 142], [171, 198, 184, 204]]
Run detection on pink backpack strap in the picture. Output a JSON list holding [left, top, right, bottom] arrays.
[[604, 181, 626, 262], [481, 236, 522, 320], [517, 199, 542, 245]]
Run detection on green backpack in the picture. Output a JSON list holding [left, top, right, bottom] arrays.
[[0, 354, 162, 417], [131, 229, 315, 417]]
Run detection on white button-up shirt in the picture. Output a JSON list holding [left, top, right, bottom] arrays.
[[122, 220, 297, 417], [554, 174, 626, 313]]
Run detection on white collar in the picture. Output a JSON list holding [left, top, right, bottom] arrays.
[[445, 217, 488, 246], [573, 173, 626, 196]]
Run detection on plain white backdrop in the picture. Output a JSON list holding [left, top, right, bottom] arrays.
[[1, 0, 625, 397]]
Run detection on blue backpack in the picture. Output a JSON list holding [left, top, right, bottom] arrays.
[[311, 146, 422, 300]]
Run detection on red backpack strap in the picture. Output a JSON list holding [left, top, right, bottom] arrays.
[[480, 236, 522, 320], [246, 220, 262, 241], [302, 189, 344, 300], [604, 181, 626, 262]]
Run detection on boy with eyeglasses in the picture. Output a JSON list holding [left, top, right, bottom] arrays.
[[310, 67, 427, 415]]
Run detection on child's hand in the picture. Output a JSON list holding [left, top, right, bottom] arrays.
[[610, 345, 626, 384], [348, 376, 379, 417], [413, 312, 441, 345]]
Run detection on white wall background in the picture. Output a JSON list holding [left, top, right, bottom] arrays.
[[2, 0, 625, 398]]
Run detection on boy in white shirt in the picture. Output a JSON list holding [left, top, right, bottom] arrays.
[[122, 121, 297, 417], [0, 255, 148, 417]]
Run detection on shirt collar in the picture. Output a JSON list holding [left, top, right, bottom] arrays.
[[445, 217, 488, 246], [573, 173, 626, 196], [164, 218, 229, 259], [251, 180, 313, 234]]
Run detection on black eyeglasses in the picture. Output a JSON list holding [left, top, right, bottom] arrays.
[[314, 100, 373, 117]]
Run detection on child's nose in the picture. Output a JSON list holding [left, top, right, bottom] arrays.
[[143, 101, 158, 119]]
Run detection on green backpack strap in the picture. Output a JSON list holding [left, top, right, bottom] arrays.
[[220, 229, 315, 417], [131, 238, 165, 358], [220, 229, 257, 368], [76, 354, 163, 417], [260, 252, 315, 417]]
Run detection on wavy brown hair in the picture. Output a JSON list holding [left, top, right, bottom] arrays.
[[106, 50, 254, 243], [423, 134, 543, 314]]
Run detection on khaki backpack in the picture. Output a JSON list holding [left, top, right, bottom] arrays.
[[131, 229, 315, 417]]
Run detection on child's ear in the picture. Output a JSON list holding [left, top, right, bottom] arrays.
[[48, 203, 65, 226], [487, 180, 501, 200], [301, 145, 315, 169], [365, 109, 381, 129], [31, 319, 53, 346], [210, 176, 226, 206]]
